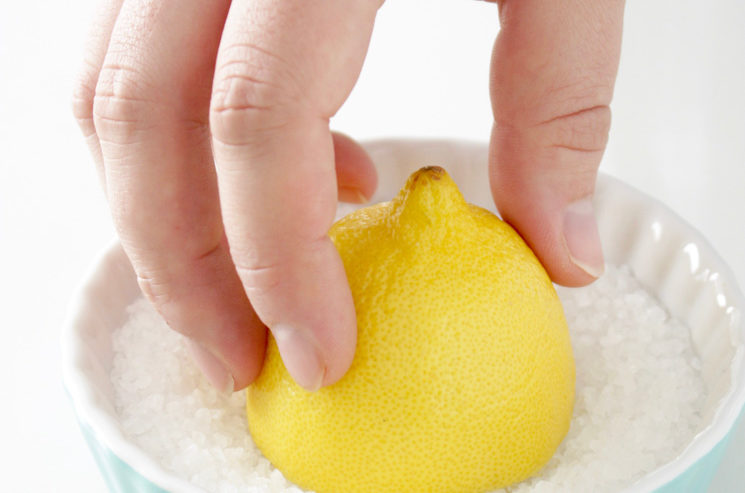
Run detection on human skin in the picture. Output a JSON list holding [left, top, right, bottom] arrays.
[[73, 0, 625, 393]]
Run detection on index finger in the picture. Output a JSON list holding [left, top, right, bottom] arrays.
[[210, 0, 382, 390]]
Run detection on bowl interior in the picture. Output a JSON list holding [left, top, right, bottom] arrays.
[[63, 139, 745, 492]]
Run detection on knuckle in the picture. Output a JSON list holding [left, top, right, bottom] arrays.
[[233, 257, 284, 298], [210, 43, 301, 146], [542, 104, 611, 154], [72, 61, 100, 137], [496, 103, 611, 159], [137, 273, 199, 339], [495, 73, 613, 153], [539, 73, 614, 120], [133, 243, 223, 339], [92, 62, 157, 144], [230, 238, 328, 306], [136, 272, 178, 317]]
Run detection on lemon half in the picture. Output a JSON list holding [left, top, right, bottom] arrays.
[[247, 166, 575, 493]]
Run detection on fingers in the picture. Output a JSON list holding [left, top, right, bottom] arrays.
[[211, 0, 381, 389], [332, 131, 378, 203], [87, 0, 267, 391], [489, 0, 625, 286]]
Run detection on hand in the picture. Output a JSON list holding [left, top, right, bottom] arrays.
[[73, 0, 380, 393], [73, 0, 624, 393]]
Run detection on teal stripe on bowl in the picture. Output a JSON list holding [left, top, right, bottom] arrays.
[[653, 407, 744, 493], [76, 416, 169, 493]]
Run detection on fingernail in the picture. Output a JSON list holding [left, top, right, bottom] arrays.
[[338, 186, 370, 204], [187, 340, 235, 396], [272, 324, 325, 391], [563, 197, 605, 278]]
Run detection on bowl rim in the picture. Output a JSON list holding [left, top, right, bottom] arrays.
[[592, 174, 745, 492], [61, 137, 745, 492]]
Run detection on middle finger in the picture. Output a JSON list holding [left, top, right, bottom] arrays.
[[93, 0, 266, 390]]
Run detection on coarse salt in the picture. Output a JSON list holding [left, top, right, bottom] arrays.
[[111, 264, 706, 493]]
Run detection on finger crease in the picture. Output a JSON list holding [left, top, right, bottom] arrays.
[[550, 144, 606, 153], [535, 105, 609, 128], [194, 242, 223, 262]]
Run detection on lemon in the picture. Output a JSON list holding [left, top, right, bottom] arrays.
[[246, 166, 575, 493]]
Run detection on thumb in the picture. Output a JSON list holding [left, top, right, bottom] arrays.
[[489, 0, 625, 287]]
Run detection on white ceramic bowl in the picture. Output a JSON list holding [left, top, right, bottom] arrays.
[[62, 139, 745, 493]]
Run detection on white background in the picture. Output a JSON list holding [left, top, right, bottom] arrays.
[[1, 0, 744, 491]]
